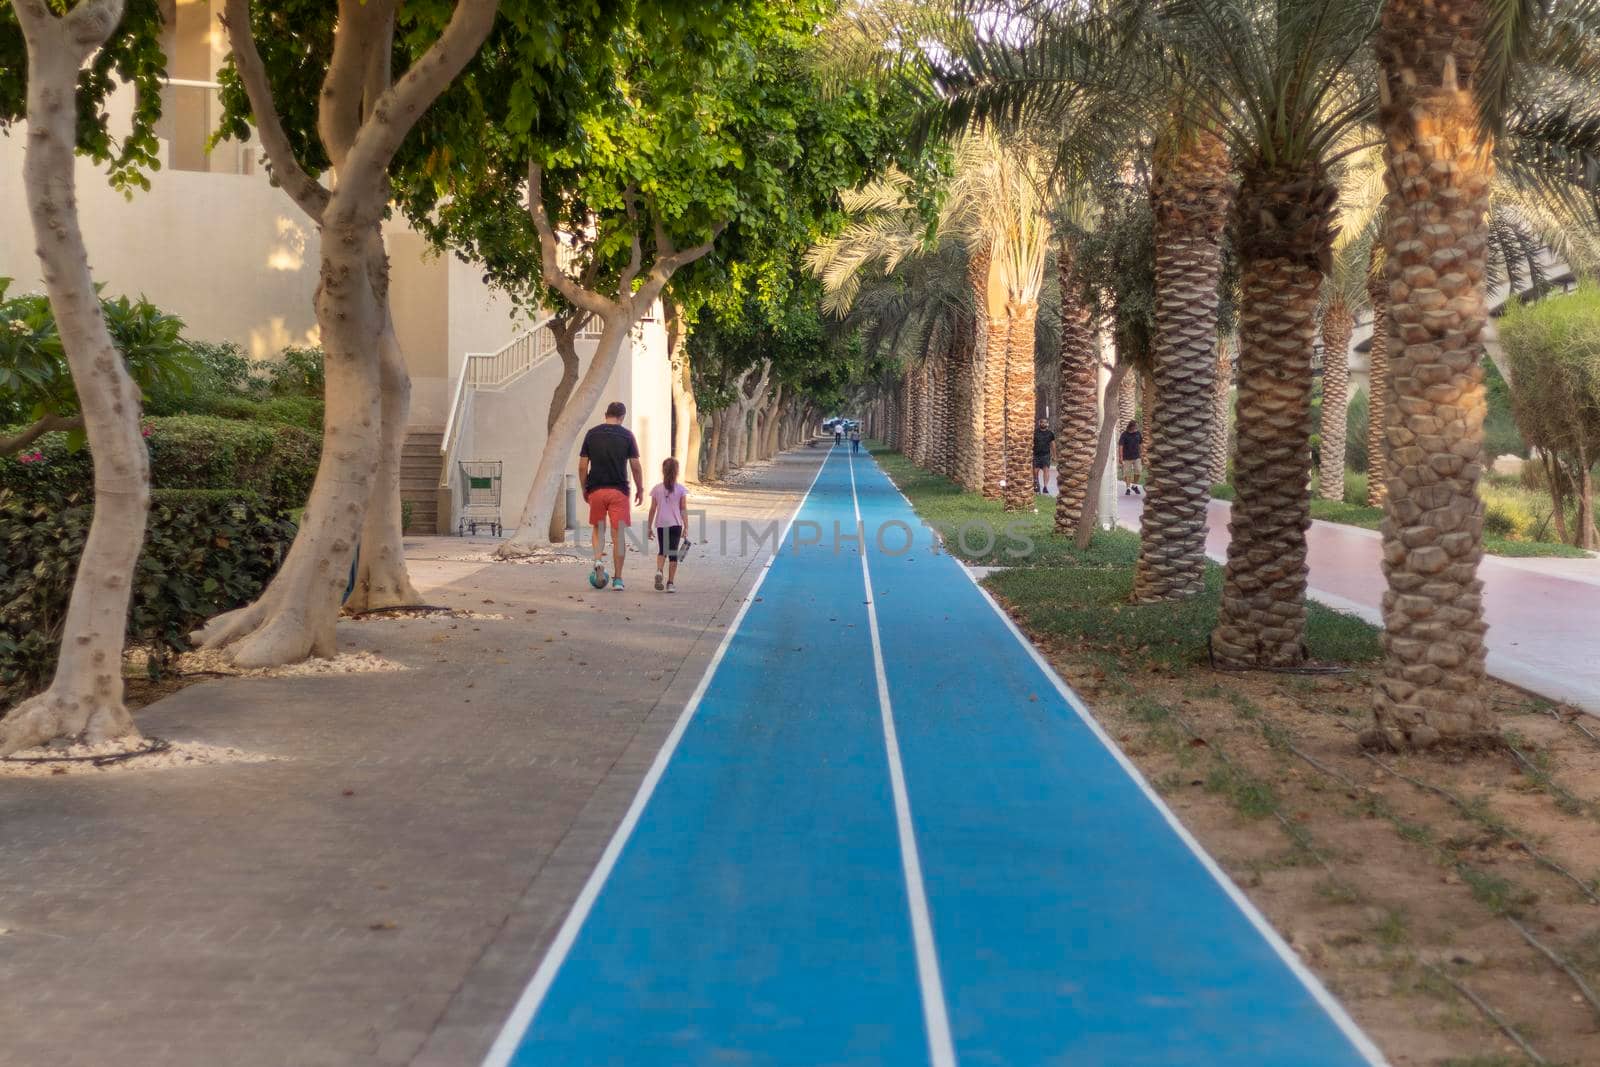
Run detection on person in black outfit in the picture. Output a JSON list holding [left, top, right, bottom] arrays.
[[1118, 421, 1143, 495], [578, 401, 645, 590], [1033, 418, 1056, 494]]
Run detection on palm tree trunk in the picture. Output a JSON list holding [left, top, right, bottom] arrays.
[[1003, 302, 1038, 511], [1054, 239, 1099, 532], [951, 310, 977, 487], [1369, 2, 1495, 746], [1134, 128, 1234, 600], [1366, 272, 1390, 506], [982, 311, 1009, 499], [1212, 164, 1337, 668], [1118, 372, 1137, 431], [963, 247, 991, 492], [1318, 301, 1354, 502], [1208, 333, 1235, 484]]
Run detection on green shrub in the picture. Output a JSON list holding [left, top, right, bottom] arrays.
[[1345, 386, 1369, 472], [1482, 357, 1529, 459], [264, 346, 325, 397], [144, 340, 254, 416], [1500, 283, 1600, 546], [195, 394, 324, 431], [0, 416, 318, 510], [1343, 470, 1368, 506], [0, 487, 298, 705]]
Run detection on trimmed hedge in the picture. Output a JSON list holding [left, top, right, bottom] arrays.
[[0, 415, 319, 511], [0, 487, 298, 704]]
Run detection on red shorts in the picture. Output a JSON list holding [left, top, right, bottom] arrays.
[[587, 486, 630, 528]]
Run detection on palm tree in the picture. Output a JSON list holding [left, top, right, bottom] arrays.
[[1208, 333, 1235, 483], [1135, 0, 1382, 666], [1133, 123, 1235, 600], [1316, 146, 1386, 502], [1053, 230, 1100, 530], [1368, 0, 1600, 746]]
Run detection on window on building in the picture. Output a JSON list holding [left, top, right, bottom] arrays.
[[159, 0, 254, 175]]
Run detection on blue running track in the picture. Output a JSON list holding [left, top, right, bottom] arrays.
[[484, 445, 1386, 1067]]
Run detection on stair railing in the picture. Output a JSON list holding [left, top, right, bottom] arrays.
[[439, 315, 558, 496]]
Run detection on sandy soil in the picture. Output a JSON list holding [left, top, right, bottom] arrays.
[[0, 736, 274, 778], [1004, 600, 1600, 1067]]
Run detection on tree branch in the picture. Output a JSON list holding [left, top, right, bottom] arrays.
[[527, 163, 618, 318], [221, 0, 331, 222], [0, 413, 84, 455], [317, 0, 389, 170], [618, 186, 644, 293], [636, 220, 727, 309], [60, 0, 125, 56], [334, 0, 500, 221]]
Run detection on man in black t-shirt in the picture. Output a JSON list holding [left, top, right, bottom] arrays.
[[1033, 418, 1056, 494], [579, 401, 644, 591], [1119, 421, 1144, 496]]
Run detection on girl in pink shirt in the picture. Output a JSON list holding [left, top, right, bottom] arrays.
[[647, 458, 689, 592]]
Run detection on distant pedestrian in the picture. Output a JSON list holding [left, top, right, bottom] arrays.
[[647, 457, 688, 593], [835, 425, 844, 447], [579, 401, 644, 591], [850, 427, 861, 453], [1119, 421, 1143, 495], [1033, 418, 1056, 494]]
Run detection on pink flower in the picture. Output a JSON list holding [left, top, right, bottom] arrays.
[[17, 451, 44, 464], [141, 425, 152, 437]]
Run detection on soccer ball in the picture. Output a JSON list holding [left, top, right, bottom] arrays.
[[588, 567, 609, 589]]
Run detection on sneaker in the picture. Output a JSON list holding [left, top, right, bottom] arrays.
[[665, 582, 676, 593], [655, 573, 665, 591], [612, 577, 624, 591], [1124, 486, 1132, 495], [1135, 485, 1143, 495]]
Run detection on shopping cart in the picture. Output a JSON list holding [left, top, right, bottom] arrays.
[[457, 461, 503, 537]]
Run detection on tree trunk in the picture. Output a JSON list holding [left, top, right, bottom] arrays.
[[197, 221, 385, 664], [1318, 301, 1354, 502], [498, 313, 629, 555], [962, 247, 990, 492], [1118, 371, 1137, 431], [982, 313, 1009, 499], [1135, 127, 1234, 601], [1208, 333, 1235, 484], [668, 305, 701, 482], [1366, 271, 1391, 506], [1003, 302, 1039, 511], [201, 0, 498, 662], [706, 412, 724, 479], [1369, 2, 1496, 746], [539, 316, 584, 543], [1211, 164, 1336, 669], [1582, 468, 1597, 551], [2, 0, 150, 756], [1054, 239, 1099, 532], [347, 281, 423, 611], [1075, 362, 1133, 550], [1546, 452, 1571, 544]]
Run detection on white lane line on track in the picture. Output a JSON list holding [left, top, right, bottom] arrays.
[[480, 447, 834, 1067], [865, 456, 1389, 1067], [847, 449, 959, 1067]]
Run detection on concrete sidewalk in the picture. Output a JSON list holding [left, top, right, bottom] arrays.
[[0, 450, 823, 1067], [1108, 492, 1600, 715]]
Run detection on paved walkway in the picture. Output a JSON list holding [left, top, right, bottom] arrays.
[[486, 446, 1382, 1066], [0, 461, 811, 1067], [1105, 492, 1600, 714]]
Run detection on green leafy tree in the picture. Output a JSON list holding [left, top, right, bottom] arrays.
[[1500, 282, 1600, 549], [189, 0, 499, 663]]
